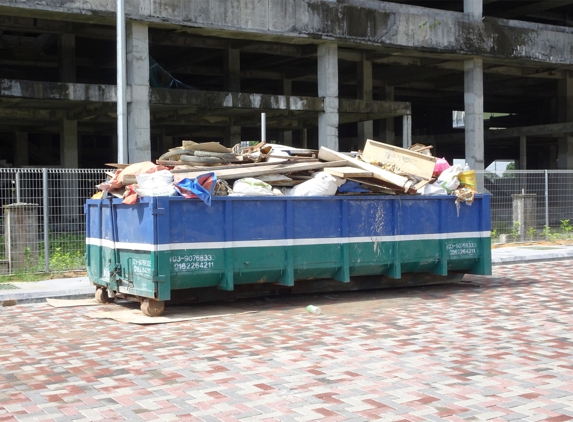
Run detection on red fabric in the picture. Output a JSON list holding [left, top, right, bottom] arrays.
[[122, 185, 138, 204]]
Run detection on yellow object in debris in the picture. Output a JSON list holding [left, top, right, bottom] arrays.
[[91, 191, 103, 199], [458, 170, 477, 192]]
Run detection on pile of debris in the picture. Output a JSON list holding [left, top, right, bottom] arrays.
[[93, 139, 477, 206]]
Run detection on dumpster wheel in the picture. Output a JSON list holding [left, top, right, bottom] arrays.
[[141, 299, 165, 317], [95, 287, 115, 304]]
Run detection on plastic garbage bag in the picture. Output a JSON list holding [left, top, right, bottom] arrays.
[[174, 172, 217, 206], [134, 170, 178, 198], [286, 172, 345, 197], [419, 165, 462, 196], [231, 178, 280, 196], [433, 157, 451, 178]]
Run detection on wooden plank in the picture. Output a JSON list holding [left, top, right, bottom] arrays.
[[167, 159, 317, 173], [318, 147, 415, 193], [346, 178, 397, 195], [362, 139, 436, 180], [173, 160, 349, 181], [324, 166, 373, 178]]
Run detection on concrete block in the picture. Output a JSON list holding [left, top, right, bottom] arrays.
[[151, 0, 182, 20], [86, 0, 114, 12], [211, 1, 241, 28], [183, 0, 211, 24], [240, 0, 269, 31], [269, 0, 295, 32]]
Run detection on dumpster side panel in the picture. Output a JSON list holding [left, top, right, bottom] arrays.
[[86, 195, 492, 301]]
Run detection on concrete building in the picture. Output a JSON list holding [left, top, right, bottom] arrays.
[[1, 0, 573, 170]]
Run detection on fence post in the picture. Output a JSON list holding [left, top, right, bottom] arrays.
[[15, 172, 21, 203], [43, 168, 50, 272], [544, 170, 549, 232]]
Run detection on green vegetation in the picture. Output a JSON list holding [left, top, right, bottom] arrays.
[[560, 219, 572, 237], [0, 232, 85, 282]]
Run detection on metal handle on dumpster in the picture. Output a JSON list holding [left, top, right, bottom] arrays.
[[107, 196, 122, 291]]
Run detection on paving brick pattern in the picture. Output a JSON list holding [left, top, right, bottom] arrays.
[[1, 260, 573, 421]]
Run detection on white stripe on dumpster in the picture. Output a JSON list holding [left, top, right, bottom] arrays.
[[86, 231, 490, 252]]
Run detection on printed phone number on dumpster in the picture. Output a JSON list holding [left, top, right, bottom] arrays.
[[170, 254, 215, 271], [447, 242, 477, 256]]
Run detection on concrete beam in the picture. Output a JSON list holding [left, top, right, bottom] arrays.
[[150, 89, 324, 111], [339, 99, 410, 116], [0, 79, 119, 102], [414, 122, 573, 144], [3, 1, 573, 66], [0, 108, 63, 120]]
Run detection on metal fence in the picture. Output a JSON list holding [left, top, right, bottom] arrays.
[[0, 168, 107, 275], [0, 168, 571, 275], [480, 170, 573, 243]]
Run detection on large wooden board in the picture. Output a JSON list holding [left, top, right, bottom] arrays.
[[362, 139, 436, 180], [174, 160, 349, 181], [318, 147, 415, 192], [324, 166, 373, 178]]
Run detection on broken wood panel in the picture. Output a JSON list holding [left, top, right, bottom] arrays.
[[317, 147, 415, 193], [362, 139, 436, 181], [173, 160, 349, 181], [324, 166, 373, 178]]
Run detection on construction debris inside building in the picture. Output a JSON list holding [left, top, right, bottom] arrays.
[[1, 0, 573, 170]]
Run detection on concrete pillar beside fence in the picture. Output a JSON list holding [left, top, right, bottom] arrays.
[[512, 194, 537, 242], [3, 203, 39, 272]]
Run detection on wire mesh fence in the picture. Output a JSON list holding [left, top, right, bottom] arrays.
[[480, 170, 573, 244], [0, 168, 571, 275], [0, 168, 106, 275]]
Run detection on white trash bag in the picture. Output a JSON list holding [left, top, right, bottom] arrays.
[[286, 172, 345, 197], [134, 170, 178, 197], [231, 178, 281, 196], [419, 165, 462, 196]]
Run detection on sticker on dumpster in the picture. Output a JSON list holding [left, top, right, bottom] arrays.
[[132, 259, 152, 275], [447, 242, 478, 257], [170, 254, 215, 271]]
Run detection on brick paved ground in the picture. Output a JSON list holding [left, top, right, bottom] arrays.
[[1, 260, 573, 421]]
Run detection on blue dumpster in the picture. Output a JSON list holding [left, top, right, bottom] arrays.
[[85, 194, 491, 316]]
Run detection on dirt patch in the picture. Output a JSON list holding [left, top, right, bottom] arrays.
[[48, 271, 87, 279], [492, 240, 573, 249]]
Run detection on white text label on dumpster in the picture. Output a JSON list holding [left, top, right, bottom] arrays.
[[170, 254, 215, 271], [447, 242, 477, 256], [132, 259, 152, 275]]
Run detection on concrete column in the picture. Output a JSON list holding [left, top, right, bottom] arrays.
[[464, 58, 485, 193], [357, 55, 373, 144], [14, 132, 28, 167], [127, 21, 151, 163], [4, 204, 39, 272], [224, 47, 241, 145], [58, 33, 76, 83], [519, 135, 527, 169], [280, 77, 293, 146], [557, 72, 573, 169], [59, 119, 79, 231], [54, 120, 82, 232], [302, 128, 308, 149], [317, 43, 339, 151], [225, 126, 241, 147], [224, 47, 241, 92], [60, 119, 78, 167], [378, 83, 395, 145], [464, 0, 482, 20], [161, 131, 174, 155], [512, 194, 537, 242], [402, 115, 412, 148]]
